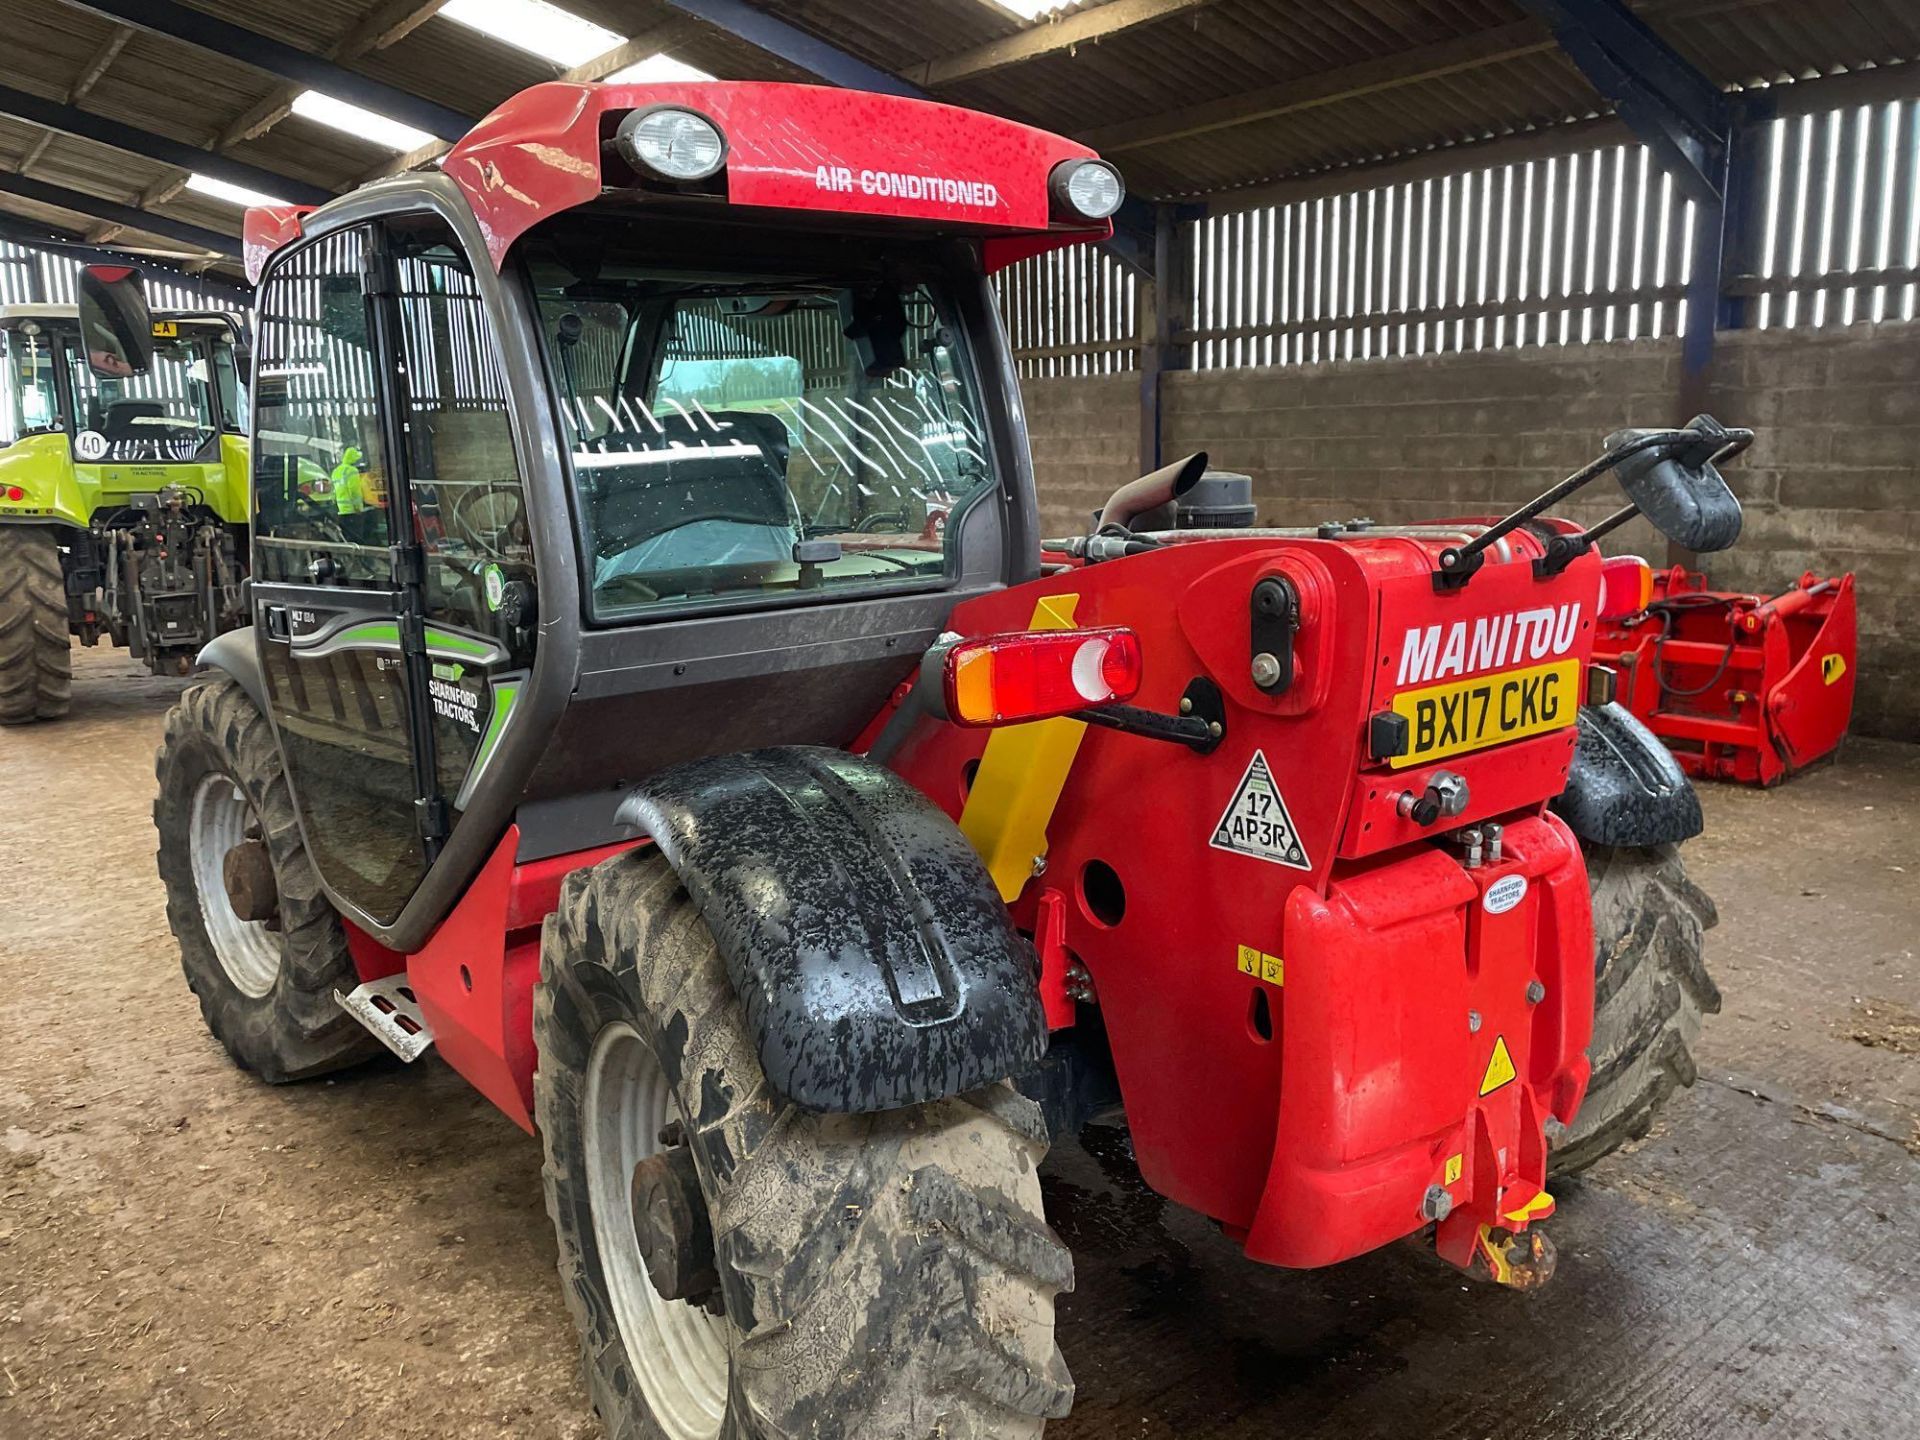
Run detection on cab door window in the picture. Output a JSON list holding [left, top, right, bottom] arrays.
[[392, 220, 535, 813], [252, 229, 394, 585]]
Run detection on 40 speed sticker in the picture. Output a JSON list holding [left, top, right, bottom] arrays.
[[1209, 749, 1310, 871]]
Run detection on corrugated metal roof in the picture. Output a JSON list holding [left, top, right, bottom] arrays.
[[0, 0, 1912, 279]]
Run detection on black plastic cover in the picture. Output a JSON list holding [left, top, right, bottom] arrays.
[[1551, 703, 1703, 847], [1610, 427, 1743, 553], [616, 747, 1048, 1113]]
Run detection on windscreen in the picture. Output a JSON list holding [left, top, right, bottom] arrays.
[[525, 229, 997, 620]]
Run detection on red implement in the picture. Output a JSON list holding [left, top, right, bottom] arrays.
[[1594, 567, 1857, 786]]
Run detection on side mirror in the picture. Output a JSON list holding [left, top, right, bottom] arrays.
[[78, 264, 155, 379], [1607, 416, 1745, 553]]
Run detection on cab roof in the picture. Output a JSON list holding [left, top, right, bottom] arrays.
[[245, 80, 1110, 283]]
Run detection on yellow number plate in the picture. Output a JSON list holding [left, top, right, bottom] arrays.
[[150, 320, 178, 337], [1390, 659, 1580, 769]]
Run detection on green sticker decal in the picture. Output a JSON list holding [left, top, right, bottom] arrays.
[[483, 564, 506, 613]]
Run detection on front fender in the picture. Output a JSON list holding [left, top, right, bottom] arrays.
[[616, 747, 1048, 1113], [197, 626, 267, 715], [1551, 702, 1703, 847]]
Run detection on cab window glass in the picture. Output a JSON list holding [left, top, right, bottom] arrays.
[[527, 230, 994, 622], [394, 230, 533, 644], [66, 333, 221, 463], [1, 327, 62, 442], [251, 229, 394, 585]]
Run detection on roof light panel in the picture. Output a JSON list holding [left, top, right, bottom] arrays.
[[603, 54, 716, 84], [986, 0, 1076, 19], [289, 91, 436, 152], [184, 174, 292, 209], [439, 0, 624, 67]]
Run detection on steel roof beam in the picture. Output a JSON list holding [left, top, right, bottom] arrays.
[[1513, 0, 1728, 204], [0, 211, 250, 300], [59, 0, 477, 143], [0, 173, 238, 257], [658, 0, 925, 98], [909, 0, 1225, 88], [0, 85, 333, 207]]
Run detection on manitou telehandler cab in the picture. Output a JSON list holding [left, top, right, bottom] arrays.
[[0, 276, 252, 720], [156, 80, 1740, 1438]]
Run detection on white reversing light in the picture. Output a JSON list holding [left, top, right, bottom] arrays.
[[1050, 159, 1125, 221], [616, 107, 727, 182]]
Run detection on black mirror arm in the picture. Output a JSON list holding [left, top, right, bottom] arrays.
[[1434, 418, 1753, 591]]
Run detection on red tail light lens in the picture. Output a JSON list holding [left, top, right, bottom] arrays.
[[2, 486, 24, 502], [944, 627, 1143, 727], [1598, 554, 1653, 620]]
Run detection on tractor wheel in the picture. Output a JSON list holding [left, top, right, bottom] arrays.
[[535, 850, 1074, 1440], [1553, 843, 1720, 1176], [0, 525, 71, 724], [154, 675, 381, 1082]]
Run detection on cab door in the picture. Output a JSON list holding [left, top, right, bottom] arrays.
[[249, 224, 439, 927]]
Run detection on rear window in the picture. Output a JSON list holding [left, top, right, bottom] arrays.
[[526, 246, 996, 622]]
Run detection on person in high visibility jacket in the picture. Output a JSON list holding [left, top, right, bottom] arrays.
[[331, 446, 368, 516]]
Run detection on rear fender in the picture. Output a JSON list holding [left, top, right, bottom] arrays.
[[616, 746, 1048, 1113], [1551, 702, 1702, 847]]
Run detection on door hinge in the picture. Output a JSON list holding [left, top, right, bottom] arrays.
[[361, 246, 399, 298], [415, 794, 450, 846], [390, 542, 425, 588]]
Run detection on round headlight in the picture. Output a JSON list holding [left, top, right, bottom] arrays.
[[616, 106, 728, 182], [1050, 159, 1125, 221]]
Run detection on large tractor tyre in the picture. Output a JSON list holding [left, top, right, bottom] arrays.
[[0, 525, 72, 724], [1553, 843, 1720, 1176], [535, 850, 1074, 1440], [154, 676, 381, 1082]]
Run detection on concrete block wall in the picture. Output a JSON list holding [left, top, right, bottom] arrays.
[[1022, 322, 1920, 740]]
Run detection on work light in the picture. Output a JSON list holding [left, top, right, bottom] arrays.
[[616, 106, 728, 182], [1050, 159, 1125, 221]]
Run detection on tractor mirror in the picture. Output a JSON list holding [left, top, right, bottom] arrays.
[[1608, 419, 1744, 553], [78, 264, 155, 379]]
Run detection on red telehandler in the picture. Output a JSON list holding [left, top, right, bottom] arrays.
[[155, 80, 1737, 1438]]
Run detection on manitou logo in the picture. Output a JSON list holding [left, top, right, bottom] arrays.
[[1398, 604, 1583, 687]]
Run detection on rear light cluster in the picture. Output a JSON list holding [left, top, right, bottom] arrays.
[[943, 627, 1143, 727], [1597, 554, 1654, 621], [2, 486, 24, 502]]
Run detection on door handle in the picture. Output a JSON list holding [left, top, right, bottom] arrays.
[[264, 605, 290, 641]]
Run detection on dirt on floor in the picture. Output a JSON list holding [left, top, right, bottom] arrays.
[[1, 647, 1916, 1439]]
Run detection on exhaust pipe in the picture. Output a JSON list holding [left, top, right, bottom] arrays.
[[1095, 452, 1209, 533]]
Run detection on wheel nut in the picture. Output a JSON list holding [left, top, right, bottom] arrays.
[[1422, 1184, 1454, 1222]]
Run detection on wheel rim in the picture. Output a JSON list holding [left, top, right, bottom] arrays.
[[188, 774, 282, 999], [584, 1022, 729, 1440]]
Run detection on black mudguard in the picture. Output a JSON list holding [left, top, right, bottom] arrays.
[[615, 746, 1048, 1114], [1551, 702, 1703, 848], [196, 627, 266, 714]]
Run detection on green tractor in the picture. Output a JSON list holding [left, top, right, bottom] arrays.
[[0, 266, 251, 722]]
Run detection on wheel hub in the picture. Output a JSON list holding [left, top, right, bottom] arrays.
[[631, 1139, 719, 1309], [221, 836, 279, 926]]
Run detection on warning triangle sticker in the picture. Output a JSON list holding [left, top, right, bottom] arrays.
[[1209, 749, 1311, 871], [1480, 1036, 1517, 1096]]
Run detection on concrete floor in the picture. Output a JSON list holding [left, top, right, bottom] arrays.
[[1, 648, 1915, 1439]]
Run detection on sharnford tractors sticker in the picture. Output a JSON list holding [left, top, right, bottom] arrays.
[[1210, 750, 1310, 871]]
